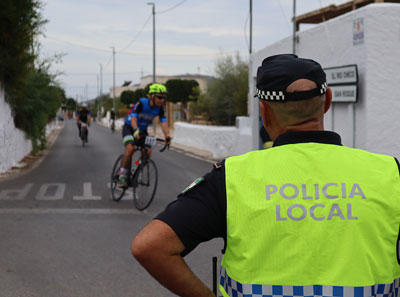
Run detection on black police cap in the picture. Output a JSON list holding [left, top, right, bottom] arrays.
[[255, 54, 328, 102]]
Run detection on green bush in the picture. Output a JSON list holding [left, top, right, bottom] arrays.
[[165, 79, 199, 104], [191, 53, 248, 126], [120, 90, 135, 106], [12, 67, 64, 151]]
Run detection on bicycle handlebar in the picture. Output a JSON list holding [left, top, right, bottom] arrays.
[[156, 138, 170, 152], [134, 136, 170, 152]]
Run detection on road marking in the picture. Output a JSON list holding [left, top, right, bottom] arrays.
[[36, 183, 66, 200], [73, 182, 101, 200], [0, 183, 33, 200], [107, 182, 133, 200], [0, 208, 145, 215]]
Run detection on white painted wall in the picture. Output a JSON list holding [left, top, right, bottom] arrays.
[[251, 3, 400, 157], [0, 85, 62, 174], [0, 86, 32, 173], [173, 117, 252, 159]]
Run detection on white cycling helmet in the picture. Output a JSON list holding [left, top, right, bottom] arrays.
[[81, 103, 88, 108]]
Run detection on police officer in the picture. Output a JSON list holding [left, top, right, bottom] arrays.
[[131, 54, 400, 297]]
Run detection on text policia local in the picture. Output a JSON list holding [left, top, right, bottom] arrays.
[[266, 183, 366, 221]]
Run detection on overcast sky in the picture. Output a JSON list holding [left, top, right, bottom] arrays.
[[38, 0, 350, 101]]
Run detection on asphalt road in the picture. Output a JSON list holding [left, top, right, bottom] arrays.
[[0, 120, 224, 297]]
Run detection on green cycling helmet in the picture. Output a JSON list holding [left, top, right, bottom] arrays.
[[148, 83, 167, 94]]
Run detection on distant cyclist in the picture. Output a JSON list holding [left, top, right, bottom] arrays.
[[110, 108, 116, 131], [117, 83, 171, 188], [76, 103, 91, 140]]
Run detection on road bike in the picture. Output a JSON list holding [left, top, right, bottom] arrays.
[[80, 122, 88, 146], [110, 136, 169, 210]]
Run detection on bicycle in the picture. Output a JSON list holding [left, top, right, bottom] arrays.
[[110, 136, 169, 210], [110, 119, 115, 133], [80, 122, 88, 146]]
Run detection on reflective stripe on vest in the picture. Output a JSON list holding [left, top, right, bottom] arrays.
[[222, 143, 400, 294], [219, 266, 400, 297]]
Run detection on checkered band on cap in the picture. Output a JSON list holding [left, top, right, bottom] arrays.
[[320, 82, 328, 94], [219, 266, 400, 297], [256, 89, 285, 101], [255, 81, 328, 102]]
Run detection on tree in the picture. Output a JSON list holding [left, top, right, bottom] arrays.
[[199, 53, 248, 126], [0, 0, 46, 95], [13, 66, 65, 150], [1, 0, 66, 151], [120, 90, 135, 106], [66, 97, 77, 111], [165, 79, 199, 104], [132, 88, 146, 104]]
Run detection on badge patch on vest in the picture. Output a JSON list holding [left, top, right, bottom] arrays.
[[180, 177, 204, 196]]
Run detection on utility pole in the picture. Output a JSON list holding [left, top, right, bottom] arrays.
[[147, 2, 156, 83], [99, 63, 103, 118], [96, 75, 99, 118], [249, 0, 252, 54], [111, 46, 116, 111], [293, 0, 297, 54]]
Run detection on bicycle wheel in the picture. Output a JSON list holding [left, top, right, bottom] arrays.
[[133, 159, 158, 210], [81, 127, 86, 146], [110, 154, 126, 201]]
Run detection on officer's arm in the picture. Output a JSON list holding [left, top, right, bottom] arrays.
[[132, 219, 215, 297]]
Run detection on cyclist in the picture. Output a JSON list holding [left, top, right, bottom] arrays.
[[110, 108, 116, 131], [76, 103, 91, 141], [117, 83, 171, 188]]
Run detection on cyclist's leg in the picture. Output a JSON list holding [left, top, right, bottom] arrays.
[[77, 122, 81, 137], [140, 130, 151, 159], [118, 124, 136, 188], [84, 124, 88, 142]]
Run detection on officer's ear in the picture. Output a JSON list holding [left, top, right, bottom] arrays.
[[324, 88, 332, 114], [259, 100, 273, 127], [259, 100, 268, 126]]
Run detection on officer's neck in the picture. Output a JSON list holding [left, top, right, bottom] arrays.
[[273, 120, 325, 140]]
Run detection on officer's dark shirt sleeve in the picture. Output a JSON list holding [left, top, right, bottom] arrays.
[[155, 161, 226, 257]]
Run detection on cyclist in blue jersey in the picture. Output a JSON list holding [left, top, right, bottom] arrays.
[[117, 83, 171, 188]]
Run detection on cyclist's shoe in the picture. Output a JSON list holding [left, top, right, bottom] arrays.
[[117, 176, 128, 189]]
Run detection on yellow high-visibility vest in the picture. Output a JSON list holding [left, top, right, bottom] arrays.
[[220, 142, 400, 297]]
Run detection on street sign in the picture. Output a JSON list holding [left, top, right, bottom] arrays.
[[330, 85, 358, 103], [324, 65, 358, 102], [324, 65, 358, 85]]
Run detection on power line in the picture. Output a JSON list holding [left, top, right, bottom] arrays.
[[157, 0, 188, 14], [275, 0, 291, 31], [63, 71, 146, 76], [46, 36, 111, 53], [244, 11, 250, 52], [46, 35, 233, 57], [120, 13, 152, 52]]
